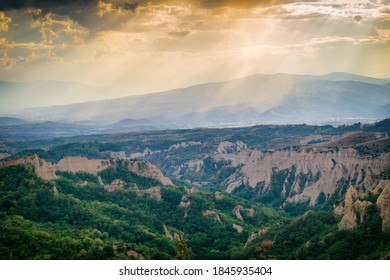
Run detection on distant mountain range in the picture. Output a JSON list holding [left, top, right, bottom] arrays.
[[0, 72, 389, 133], [0, 117, 162, 140], [0, 117, 30, 126]]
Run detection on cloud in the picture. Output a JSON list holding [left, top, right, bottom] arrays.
[[0, 0, 28, 11], [0, 0, 99, 30], [0, 1, 286, 16], [354, 15, 363, 22], [168, 28, 192, 37], [0, 11, 12, 31], [0, 9, 88, 69], [254, 4, 327, 19], [0, 39, 56, 51], [377, 19, 390, 29], [97, 0, 118, 17], [0, 52, 21, 67], [25, 7, 42, 18], [0, 0, 98, 12], [95, 1, 139, 18], [195, 0, 287, 9], [31, 13, 88, 44], [0, 37, 63, 68], [117, 3, 193, 33], [306, 36, 365, 49], [253, 0, 390, 21], [123, 2, 139, 12], [1, 0, 389, 85]]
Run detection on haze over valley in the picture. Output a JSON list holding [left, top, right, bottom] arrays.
[[1, 72, 389, 139]]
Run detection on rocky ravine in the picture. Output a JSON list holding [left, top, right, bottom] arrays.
[[177, 143, 390, 205], [0, 154, 173, 186], [334, 180, 390, 232]]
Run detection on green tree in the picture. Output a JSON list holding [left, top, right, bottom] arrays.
[[173, 238, 192, 260]]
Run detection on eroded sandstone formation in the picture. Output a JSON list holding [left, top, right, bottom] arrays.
[[183, 147, 389, 205], [0, 155, 173, 186]]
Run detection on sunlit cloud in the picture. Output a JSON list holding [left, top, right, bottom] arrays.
[[0, 0, 389, 95], [0, 38, 64, 69], [97, 0, 118, 17], [31, 13, 89, 44], [0, 11, 11, 31], [253, 0, 386, 20], [25, 8, 42, 18], [0, 51, 22, 68]]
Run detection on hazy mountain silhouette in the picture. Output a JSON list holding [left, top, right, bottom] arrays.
[[2, 72, 389, 126]]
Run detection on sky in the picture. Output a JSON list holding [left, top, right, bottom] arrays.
[[0, 0, 389, 96]]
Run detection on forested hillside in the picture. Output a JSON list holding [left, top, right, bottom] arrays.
[[0, 119, 389, 259], [1, 160, 389, 259], [0, 163, 281, 259]]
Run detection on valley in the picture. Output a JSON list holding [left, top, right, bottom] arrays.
[[0, 119, 389, 259]]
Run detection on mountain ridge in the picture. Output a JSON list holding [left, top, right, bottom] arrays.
[[3, 73, 389, 127]]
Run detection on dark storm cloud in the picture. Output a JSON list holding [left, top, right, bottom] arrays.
[[0, 0, 98, 11], [0, 1, 290, 13], [0, 1, 102, 33], [123, 2, 139, 12], [0, 0, 99, 21], [0, 0, 28, 10]]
